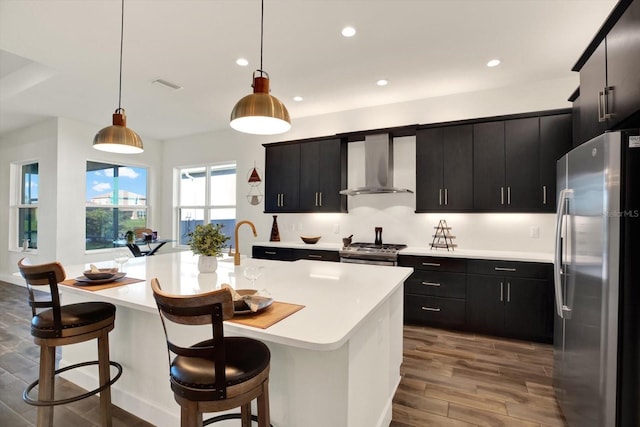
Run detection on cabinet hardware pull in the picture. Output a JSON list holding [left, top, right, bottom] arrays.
[[319, 192, 323, 207], [265, 251, 276, 255], [507, 187, 511, 205], [422, 262, 441, 267], [315, 192, 318, 206], [501, 187, 505, 205], [603, 86, 614, 119], [494, 267, 517, 272], [421, 281, 441, 287], [444, 188, 448, 205], [598, 90, 606, 122], [308, 254, 322, 259], [507, 282, 511, 303], [439, 189, 442, 205], [500, 282, 504, 302], [281, 194, 285, 206], [421, 307, 441, 312], [543, 185, 547, 205]]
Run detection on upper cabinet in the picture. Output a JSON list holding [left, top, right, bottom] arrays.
[[416, 125, 473, 212], [574, 0, 640, 145], [417, 110, 572, 213], [264, 137, 347, 213]]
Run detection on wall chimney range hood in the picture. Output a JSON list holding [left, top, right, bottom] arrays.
[[340, 133, 413, 196]]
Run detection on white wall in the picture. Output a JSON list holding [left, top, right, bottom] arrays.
[[161, 76, 575, 254], [0, 117, 162, 283]]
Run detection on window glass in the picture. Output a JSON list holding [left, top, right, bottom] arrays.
[[177, 163, 236, 248], [86, 161, 148, 250], [18, 163, 38, 249]]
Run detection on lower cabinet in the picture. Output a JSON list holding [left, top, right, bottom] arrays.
[[466, 260, 553, 343], [400, 255, 553, 343], [252, 246, 339, 262]]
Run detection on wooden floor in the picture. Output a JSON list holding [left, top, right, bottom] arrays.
[[1, 281, 567, 426], [391, 324, 567, 427]]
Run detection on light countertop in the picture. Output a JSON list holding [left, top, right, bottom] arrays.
[[59, 251, 413, 351], [254, 241, 554, 263]]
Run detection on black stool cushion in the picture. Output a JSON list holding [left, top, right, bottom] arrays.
[[31, 302, 116, 338], [170, 337, 270, 400]]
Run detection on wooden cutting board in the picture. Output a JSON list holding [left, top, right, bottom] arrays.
[[228, 302, 305, 329], [60, 277, 145, 291]]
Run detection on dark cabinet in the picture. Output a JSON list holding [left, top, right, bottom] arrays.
[[473, 121, 505, 210], [416, 125, 473, 212], [539, 113, 572, 211], [299, 138, 347, 213], [264, 144, 300, 212], [264, 138, 347, 213], [292, 248, 340, 262], [399, 255, 467, 329], [466, 260, 553, 343], [252, 245, 294, 261], [576, 0, 640, 145], [505, 117, 540, 210]]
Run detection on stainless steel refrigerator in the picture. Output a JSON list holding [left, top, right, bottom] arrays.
[[554, 129, 640, 427]]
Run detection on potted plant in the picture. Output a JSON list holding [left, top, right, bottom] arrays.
[[125, 230, 135, 244], [187, 223, 230, 273]]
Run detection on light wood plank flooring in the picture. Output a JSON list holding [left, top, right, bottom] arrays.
[[2, 281, 566, 426], [391, 324, 567, 427]]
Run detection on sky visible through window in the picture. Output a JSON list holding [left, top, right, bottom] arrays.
[[86, 166, 147, 202]]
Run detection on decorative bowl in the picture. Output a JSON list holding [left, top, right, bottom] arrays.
[[300, 236, 321, 244], [83, 268, 119, 280], [233, 289, 273, 314]]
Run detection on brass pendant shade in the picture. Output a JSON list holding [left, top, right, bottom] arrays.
[[93, 0, 143, 153], [230, 73, 291, 135], [93, 109, 144, 154]]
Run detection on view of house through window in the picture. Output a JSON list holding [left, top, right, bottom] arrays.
[[16, 162, 39, 249], [178, 163, 236, 249], [85, 161, 148, 250]]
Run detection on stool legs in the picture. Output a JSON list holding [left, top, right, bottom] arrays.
[[181, 400, 203, 427], [37, 345, 56, 427], [256, 380, 270, 427], [97, 330, 113, 427], [240, 402, 251, 427]]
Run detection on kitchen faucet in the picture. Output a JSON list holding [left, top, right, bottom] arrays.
[[233, 220, 257, 265]]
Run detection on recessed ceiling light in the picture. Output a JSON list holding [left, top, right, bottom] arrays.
[[236, 58, 249, 66], [341, 26, 356, 37], [293, 96, 303, 102], [376, 79, 388, 86], [486, 59, 501, 67]]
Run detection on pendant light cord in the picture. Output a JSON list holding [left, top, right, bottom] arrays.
[[259, 0, 264, 77], [118, 0, 124, 111]]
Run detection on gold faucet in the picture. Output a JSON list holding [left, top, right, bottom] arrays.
[[233, 220, 257, 265]]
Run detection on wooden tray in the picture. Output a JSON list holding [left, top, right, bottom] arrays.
[[60, 277, 145, 291], [227, 302, 305, 329]]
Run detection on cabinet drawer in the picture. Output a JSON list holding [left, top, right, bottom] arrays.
[[467, 260, 549, 279], [252, 246, 293, 261], [404, 295, 466, 327], [398, 255, 466, 272], [292, 249, 340, 262], [405, 271, 466, 299]]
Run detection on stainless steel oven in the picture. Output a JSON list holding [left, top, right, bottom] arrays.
[[339, 243, 406, 266]]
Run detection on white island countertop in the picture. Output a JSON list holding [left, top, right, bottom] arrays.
[[62, 251, 413, 351]]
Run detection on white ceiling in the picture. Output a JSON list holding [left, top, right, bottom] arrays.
[[0, 0, 617, 141]]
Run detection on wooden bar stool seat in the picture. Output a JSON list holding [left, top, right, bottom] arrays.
[[17, 258, 123, 427], [151, 278, 271, 427]]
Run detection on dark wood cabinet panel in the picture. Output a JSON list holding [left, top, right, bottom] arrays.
[[404, 271, 466, 299], [416, 125, 473, 212], [292, 248, 340, 262], [404, 295, 466, 328], [606, 0, 640, 129], [504, 277, 550, 341], [252, 246, 294, 261], [579, 40, 608, 145], [473, 121, 506, 210], [466, 274, 505, 336], [398, 255, 466, 272], [505, 117, 540, 211], [540, 113, 573, 211], [264, 144, 300, 212], [299, 138, 346, 212]]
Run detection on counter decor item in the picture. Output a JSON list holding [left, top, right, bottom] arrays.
[[430, 219, 457, 251], [300, 236, 321, 244], [246, 163, 264, 206], [187, 223, 230, 273], [270, 215, 281, 242], [342, 234, 353, 248]]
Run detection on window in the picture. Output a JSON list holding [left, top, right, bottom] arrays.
[[177, 163, 236, 249], [85, 161, 148, 250], [13, 162, 39, 249]]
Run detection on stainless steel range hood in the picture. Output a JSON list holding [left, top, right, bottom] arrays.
[[340, 133, 413, 196]]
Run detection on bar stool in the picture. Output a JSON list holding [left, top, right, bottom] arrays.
[[17, 258, 123, 427], [151, 278, 271, 427]]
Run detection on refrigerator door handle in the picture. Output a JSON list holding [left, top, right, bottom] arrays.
[[554, 188, 573, 318]]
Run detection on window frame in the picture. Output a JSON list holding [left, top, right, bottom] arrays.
[[176, 162, 237, 250]]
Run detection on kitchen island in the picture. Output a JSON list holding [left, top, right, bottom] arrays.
[[56, 251, 413, 427]]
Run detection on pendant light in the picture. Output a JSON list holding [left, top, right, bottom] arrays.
[[93, 0, 143, 153], [230, 0, 291, 135]]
